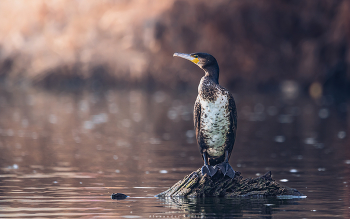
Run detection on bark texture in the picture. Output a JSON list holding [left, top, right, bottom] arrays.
[[157, 168, 303, 198]]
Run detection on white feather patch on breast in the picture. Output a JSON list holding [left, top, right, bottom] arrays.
[[200, 93, 230, 157]]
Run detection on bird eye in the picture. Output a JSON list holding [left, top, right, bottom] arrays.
[[193, 55, 198, 58]]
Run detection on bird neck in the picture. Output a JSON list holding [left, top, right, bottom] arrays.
[[204, 64, 219, 84]]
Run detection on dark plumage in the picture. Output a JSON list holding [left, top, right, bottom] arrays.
[[173, 52, 237, 178]]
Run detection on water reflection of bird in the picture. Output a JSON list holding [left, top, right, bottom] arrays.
[[173, 52, 237, 178]]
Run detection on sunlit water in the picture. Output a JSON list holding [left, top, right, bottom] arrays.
[[0, 87, 349, 218]]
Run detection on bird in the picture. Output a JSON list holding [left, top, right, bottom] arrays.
[[173, 52, 237, 178]]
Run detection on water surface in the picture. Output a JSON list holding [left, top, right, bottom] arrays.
[[0, 87, 349, 218]]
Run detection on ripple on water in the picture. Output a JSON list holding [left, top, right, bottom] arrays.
[[0, 89, 348, 218]]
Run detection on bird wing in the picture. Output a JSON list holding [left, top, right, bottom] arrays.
[[194, 96, 202, 151], [226, 93, 237, 156]]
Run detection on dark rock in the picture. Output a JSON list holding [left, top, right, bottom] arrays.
[[111, 193, 128, 200]]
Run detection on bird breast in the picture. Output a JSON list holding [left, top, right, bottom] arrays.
[[199, 93, 231, 157]]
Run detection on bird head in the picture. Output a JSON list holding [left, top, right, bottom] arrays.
[[173, 52, 219, 83], [173, 52, 218, 70]]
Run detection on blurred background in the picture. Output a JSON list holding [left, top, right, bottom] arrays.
[[0, 0, 349, 93], [0, 0, 350, 218]]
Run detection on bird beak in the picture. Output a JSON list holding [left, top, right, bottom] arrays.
[[173, 53, 199, 64]]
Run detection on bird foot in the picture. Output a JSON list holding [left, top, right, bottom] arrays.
[[201, 165, 218, 177], [216, 162, 235, 179]]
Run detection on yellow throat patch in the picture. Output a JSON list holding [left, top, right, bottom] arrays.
[[191, 58, 199, 64]]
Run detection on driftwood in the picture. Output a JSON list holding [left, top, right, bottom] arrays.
[[157, 168, 304, 198]]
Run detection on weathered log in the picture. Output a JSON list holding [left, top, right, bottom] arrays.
[[157, 168, 304, 198]]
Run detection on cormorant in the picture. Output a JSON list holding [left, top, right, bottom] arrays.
[[173, 52, 237, 178]]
